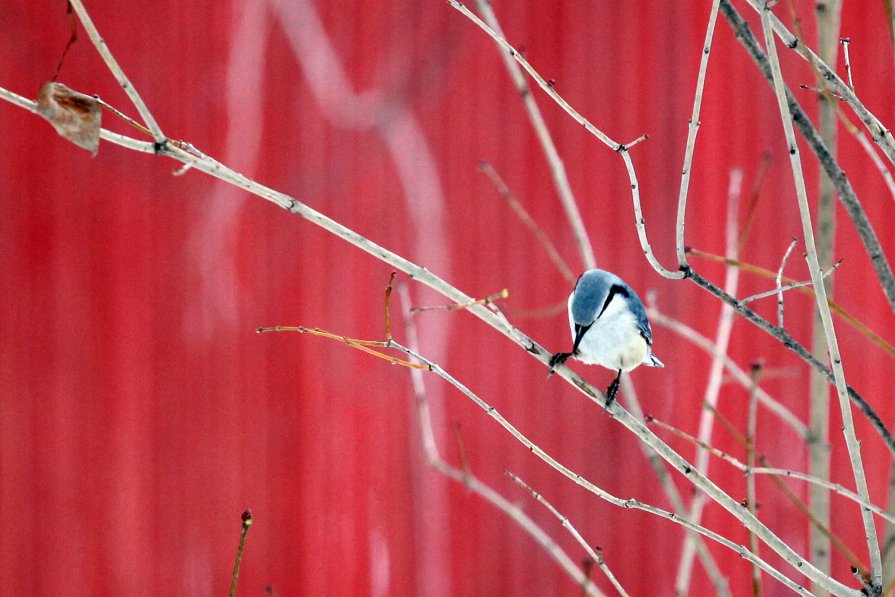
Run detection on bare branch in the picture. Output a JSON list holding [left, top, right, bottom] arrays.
[[474, 1, 596, 271], [478, 162, 576, 285], [677, 0, 721, 269], [411, 289, 508, 313], [448, 1, 683, 279], [507, 472, 629, 597], [775, 239, 798, 327], [736, 257, 841, 308], [68, 0, 165, 144], [720, 0, 895, 316], [745, 0, 895, 164], [760, 5, 882, 587]]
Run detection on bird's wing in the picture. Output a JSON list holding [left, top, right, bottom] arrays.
[[620, 287, 654, 346]]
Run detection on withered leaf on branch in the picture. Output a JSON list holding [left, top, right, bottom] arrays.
[[36, 82, 101, 155]]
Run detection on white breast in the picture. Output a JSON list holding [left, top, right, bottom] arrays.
[[569, 294, 650, 372]]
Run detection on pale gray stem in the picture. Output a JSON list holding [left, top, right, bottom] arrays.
[[448, 1, 684, 280], [775, 239, 798, 328], [810, 0, 842, 587], [677, 0, 721, 269], [507, 472, 627, 597], [474, 0, 596, 271], [676, 169, 741, 595], [68, 0, 166, 144], [761, 5, 882, 590], [720, 0, 895, 317]]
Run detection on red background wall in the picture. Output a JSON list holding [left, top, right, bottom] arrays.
[[2, 1, 895, 595]]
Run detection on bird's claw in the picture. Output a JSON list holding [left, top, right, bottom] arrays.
[[547, 352, 572, 377]]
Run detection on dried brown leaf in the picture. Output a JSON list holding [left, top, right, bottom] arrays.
[[36, 82, 101, 155]]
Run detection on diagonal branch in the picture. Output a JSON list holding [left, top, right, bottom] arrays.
[[473, 0, 596, 271], [68, 0, 165, 144]]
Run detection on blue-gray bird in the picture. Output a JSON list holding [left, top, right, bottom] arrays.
[[548, 269, 664, 405]]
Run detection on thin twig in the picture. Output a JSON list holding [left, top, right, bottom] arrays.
[[677, 0, 722, 269], [411, 289, 508, 313], [255, 326, 431, 370], [689, 248, 895, 358], [761, 5, 882, 588], [92, 95, 154, 139], [800, 84, 844, 99], [843, 120, 895, 201], [737, 257, 841, 307], [738, 151, 773, 253], [229, 510, 253, 597], [507, 472, 630, 597], [474, 1, 596, 271], [747, 364, 764, 597], [385, 271, 397, 341], [67, 0, 166, 144], [479, 161, 576, 285], [840, 37, 854, 91], [775, 239, 798, 327]]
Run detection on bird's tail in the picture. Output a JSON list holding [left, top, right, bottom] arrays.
[[645, 352, 664, 368]]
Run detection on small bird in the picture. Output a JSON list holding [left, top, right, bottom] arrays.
[[548, 269, 664, 405]]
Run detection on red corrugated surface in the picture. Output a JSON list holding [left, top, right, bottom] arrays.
[[3, 1, 895, 595]]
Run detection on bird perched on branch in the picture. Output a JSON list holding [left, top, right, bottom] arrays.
[[548, 269, 663, 405]]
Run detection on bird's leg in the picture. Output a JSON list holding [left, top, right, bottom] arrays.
[[605, 370, 622, 407], [547, 351, 575, 377]]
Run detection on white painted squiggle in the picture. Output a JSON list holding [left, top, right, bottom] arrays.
[[267, 1, 453, 594], [186, 1, 269, 340]]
